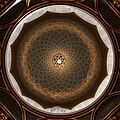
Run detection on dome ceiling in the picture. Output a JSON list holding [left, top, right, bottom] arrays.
[[10, 12, 108, 109], [0, 0, 119, 119]]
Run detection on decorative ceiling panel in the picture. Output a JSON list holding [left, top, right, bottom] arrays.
[[0, 0, 119, 119]]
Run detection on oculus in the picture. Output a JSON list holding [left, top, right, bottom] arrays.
[[53, 54, 65, 67]]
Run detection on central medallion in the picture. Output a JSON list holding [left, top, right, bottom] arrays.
[[53, 54, 65, 67]]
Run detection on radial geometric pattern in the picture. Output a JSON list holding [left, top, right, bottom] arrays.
[[0, 0, 119, 119], [10, 12, 108, 109]]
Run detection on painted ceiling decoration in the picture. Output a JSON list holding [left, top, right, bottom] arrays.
[[0, 0, 119, 119], [10, 11, 108, 109]]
